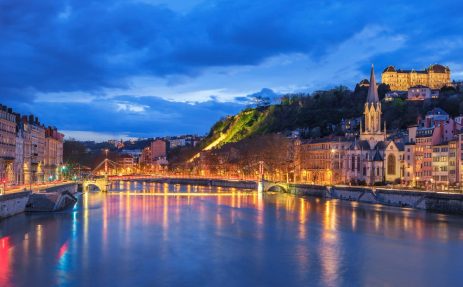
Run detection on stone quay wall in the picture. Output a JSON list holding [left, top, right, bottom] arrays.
[[0, 191, 31, 219], [26, 183, 79, 212], [288, 184, 463, 215], [39, 183, 78, 194]]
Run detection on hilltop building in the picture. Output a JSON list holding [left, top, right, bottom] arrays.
[[382, 64, 451, 91]]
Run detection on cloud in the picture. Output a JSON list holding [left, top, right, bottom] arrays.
[[242, 88, 280, 105], [116, 102, 149, 113], [12, 95, 244, 138], [1, 0, 463, 139], [4, 0, 461, 101], [62, 130, 133, 142]]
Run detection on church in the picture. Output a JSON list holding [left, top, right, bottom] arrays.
[[345, 65, 403, 185], [295, 65, 405, 186]]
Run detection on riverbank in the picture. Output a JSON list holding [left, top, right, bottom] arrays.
[[288, 184, 463, 215], [0, 182, 79, 219]]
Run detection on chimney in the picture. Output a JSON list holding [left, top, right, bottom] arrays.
[[425, 117, 431, 128]]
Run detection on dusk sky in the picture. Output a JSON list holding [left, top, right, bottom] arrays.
[[1, 0, 462, 141]]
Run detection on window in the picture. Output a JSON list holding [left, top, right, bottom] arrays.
[[387, 154, 396, 175]]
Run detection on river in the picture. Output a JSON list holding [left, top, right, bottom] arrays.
[[1, 182, 462, 287]]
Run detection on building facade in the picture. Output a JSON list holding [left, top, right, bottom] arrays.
[[14, 127, 24, 185], [0, 106, 17, 184], [150, 139, 167, 159], [118, 154, 135, 174], [0, 109, 65, 188], [382, 64, 451, 91], [44, 127, 64, 181], [296, 137, 350, 185], [407, 85, 432, 101]]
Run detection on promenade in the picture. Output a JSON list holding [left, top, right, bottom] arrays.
[[1, 181, 73, 195]]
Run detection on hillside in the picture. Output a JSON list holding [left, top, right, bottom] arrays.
[[198, 85, 463, 150]]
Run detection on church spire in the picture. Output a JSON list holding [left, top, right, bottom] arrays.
[[360, 64, 386, 146], [367, 64, 379, 104]]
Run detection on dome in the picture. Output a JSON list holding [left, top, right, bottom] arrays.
[[427, 64, 449, 73], [383, 66, 396, 73]]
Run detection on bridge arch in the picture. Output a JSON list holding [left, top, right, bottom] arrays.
[[267, 184, 288, 192], [259, 181, 289, 193], [83, 179, 108, 192]]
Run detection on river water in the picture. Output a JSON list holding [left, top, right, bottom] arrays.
[[1, 182, 463, 287]]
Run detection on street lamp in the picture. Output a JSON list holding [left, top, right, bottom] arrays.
[[60, 165, 68, 181]]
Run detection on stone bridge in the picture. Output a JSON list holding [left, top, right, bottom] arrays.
[[258, 180, 290, 193], [83, 178, 109, 192]]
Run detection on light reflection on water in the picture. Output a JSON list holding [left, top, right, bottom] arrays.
[[0, 181, 462, 287]]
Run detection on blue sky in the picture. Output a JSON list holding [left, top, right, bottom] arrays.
[[1, 0, 462, 141]]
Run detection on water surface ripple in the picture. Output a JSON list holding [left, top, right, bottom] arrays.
[[1, 182, 462, 287]]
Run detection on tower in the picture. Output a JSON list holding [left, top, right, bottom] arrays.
[[360, 65, 386, 147]]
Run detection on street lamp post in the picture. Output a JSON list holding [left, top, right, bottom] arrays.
[[104, 149, 109, 181], [28, 145, 33, 191]]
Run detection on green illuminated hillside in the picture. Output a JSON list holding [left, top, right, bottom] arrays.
[[201, 108, 269, 150], [198, 85, 463, 152]]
